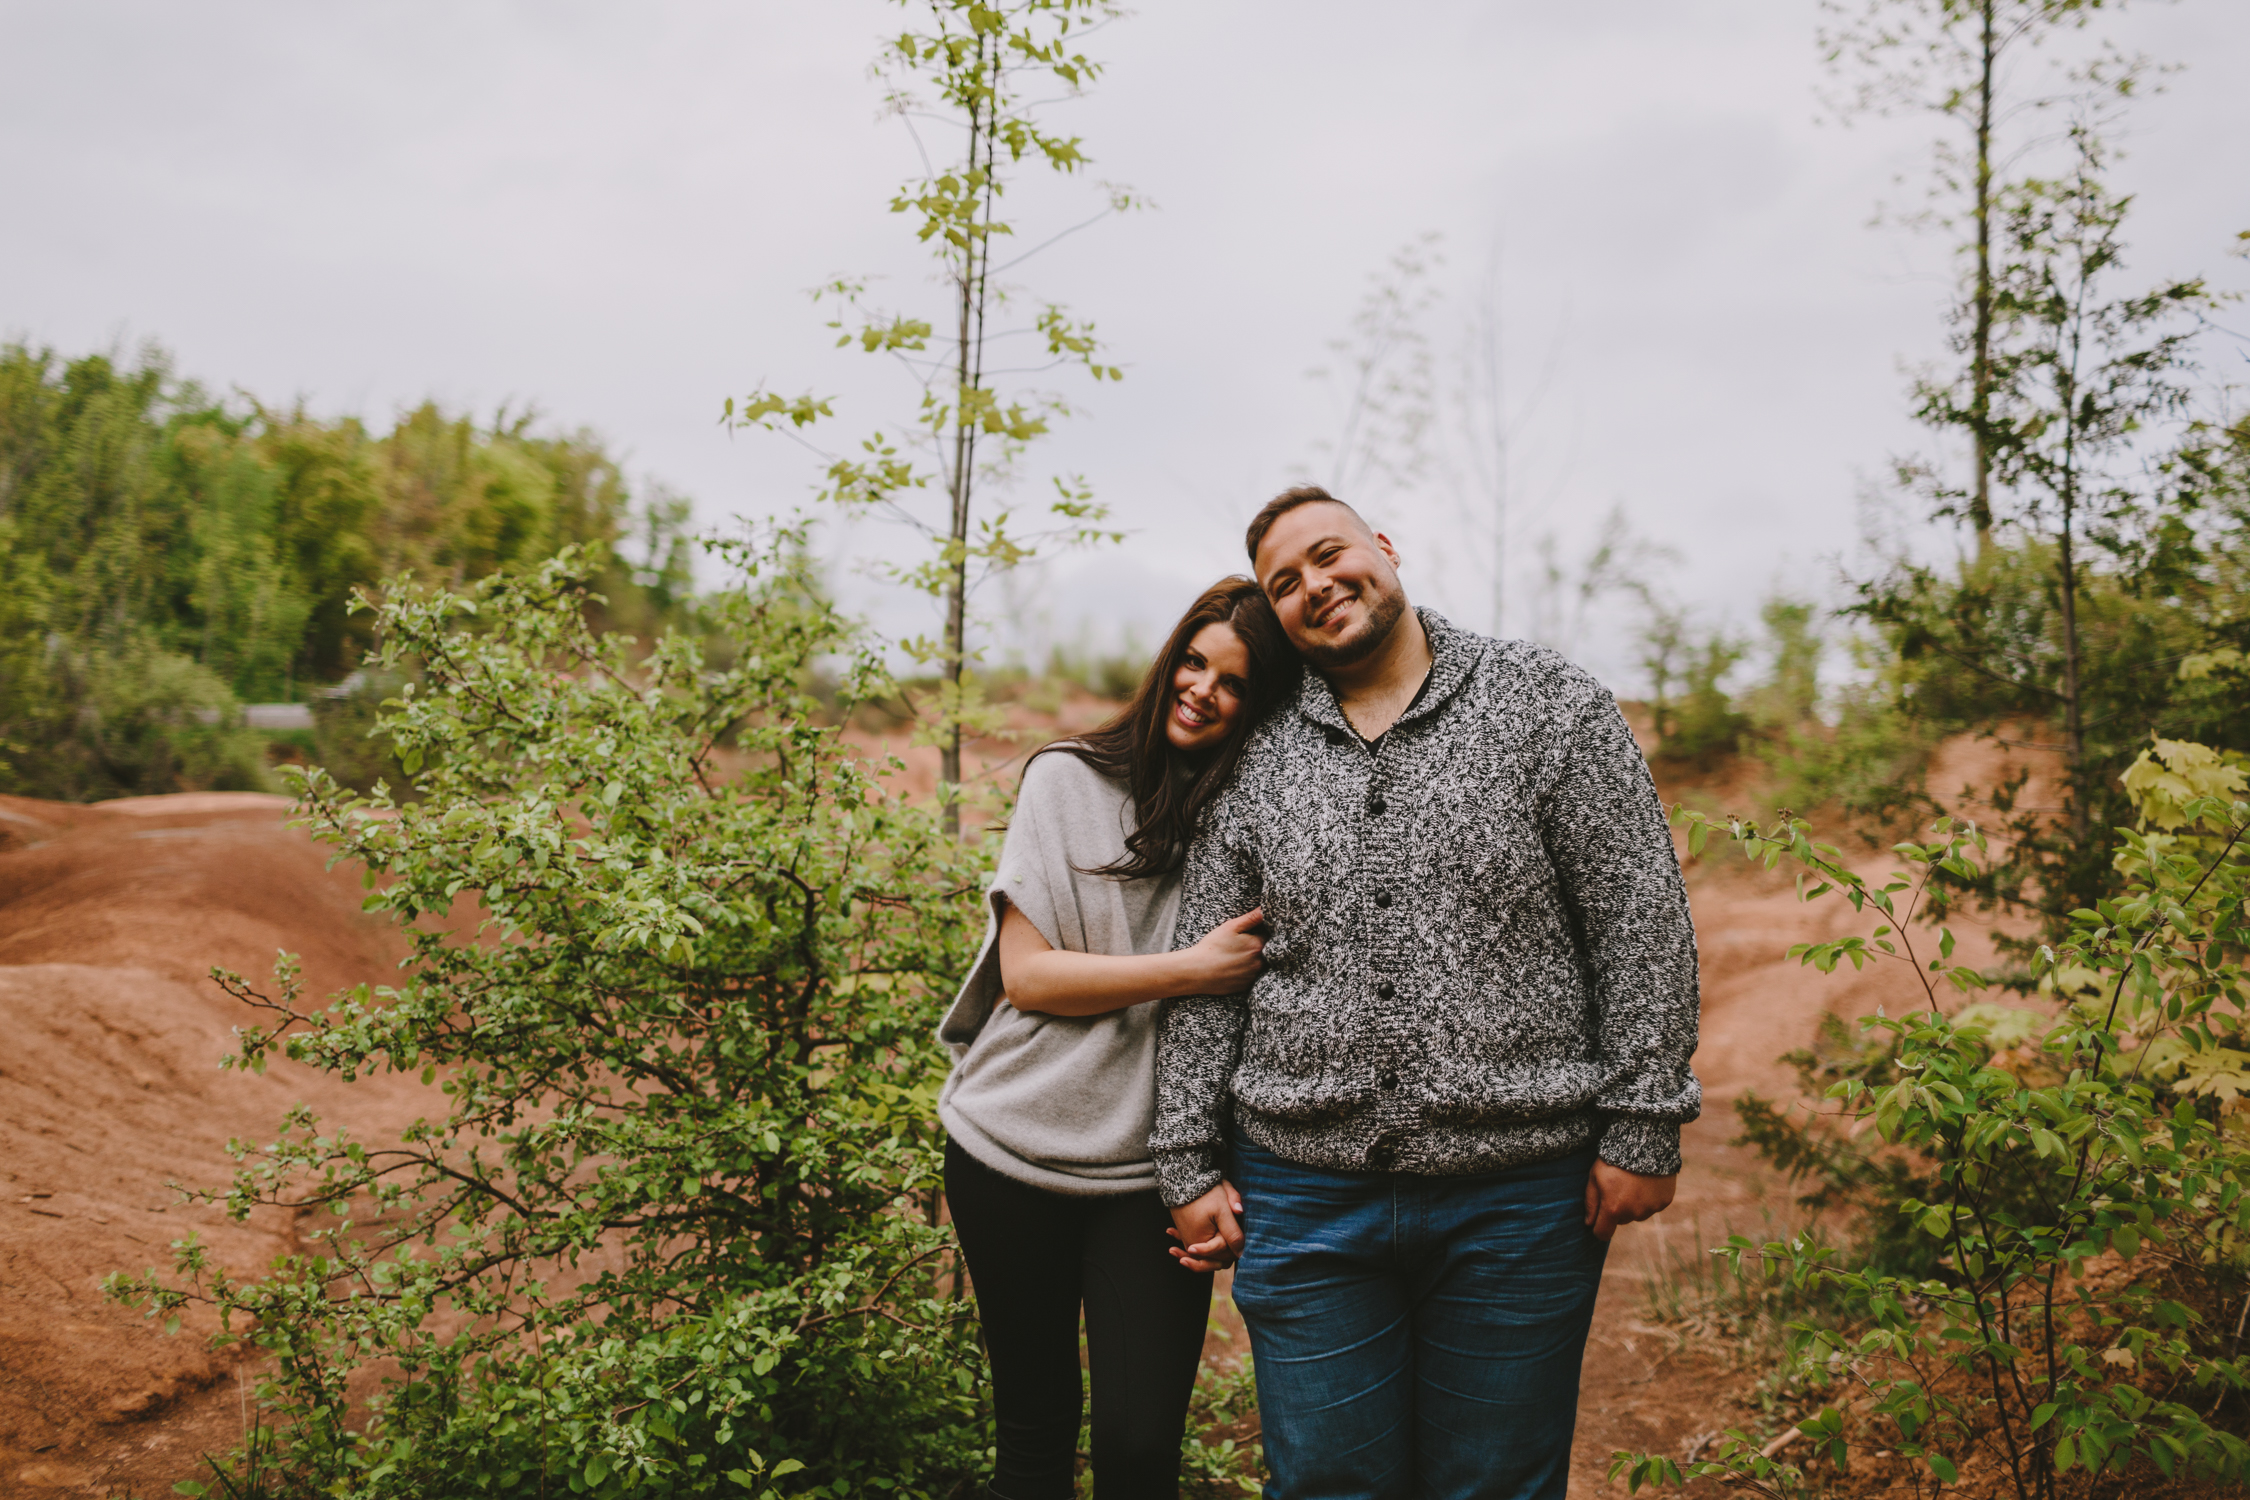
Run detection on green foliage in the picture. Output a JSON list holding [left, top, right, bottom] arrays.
[[1630, 769, 2250, 1498], [0, 342, 696, 801], [1043, 637, 1149, 703], [45, 633, 273, 799], [1752, 639, 1936, 828], [1731, 1014, 1950, 1283], [1635, 600, 1748, 768], [1179, 1351, 1265, 1499], [1743, 599, 1823, 732], [1640, 1218, 1863, 1414], [306, 669, 414, 798], [1862, 534, 2250, 945], [1641, 594, 1845, 776], [1667, 632, 1752, 769], [111, 529, 995, 1497], [726, 0, 1130, 820], [1839, 35, 2247, 942]]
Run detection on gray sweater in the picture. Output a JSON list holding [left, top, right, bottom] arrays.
[[1150, 609, 1702, 1208], [938, 749, 1182, 1196]]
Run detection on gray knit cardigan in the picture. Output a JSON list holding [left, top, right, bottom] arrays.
[[1149, 608, 1702, 1208]]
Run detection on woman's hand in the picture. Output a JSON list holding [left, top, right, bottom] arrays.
[[1167, 1179, 1245, 1272], [1184, 908, 1266, 994], [996, 903, 1264, 1017]]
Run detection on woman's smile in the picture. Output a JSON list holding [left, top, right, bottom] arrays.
[[1164, 621, 1252, 753]]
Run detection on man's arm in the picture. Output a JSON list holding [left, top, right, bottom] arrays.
[[1149, 818, 1261, 1210], [1540, 692, 1702, 1178]]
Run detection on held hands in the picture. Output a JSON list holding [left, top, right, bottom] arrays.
[[1583, 1159, 1677, 1240], [1186, 908, 1266, 993], [1166, 1180, 1245, 1272]]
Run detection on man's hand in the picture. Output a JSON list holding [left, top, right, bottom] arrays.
[[1166, 1180, 1245, 1272], [1584, 1159, 1676, 1240]]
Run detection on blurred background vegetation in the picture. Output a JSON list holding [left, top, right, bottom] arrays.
[[0, 340, 694, 802]]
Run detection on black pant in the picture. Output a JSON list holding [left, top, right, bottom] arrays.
[[945, 1137, 1214, 1500]]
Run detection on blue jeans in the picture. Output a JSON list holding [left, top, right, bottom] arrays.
[[1227, 1135, 1608, 1500]]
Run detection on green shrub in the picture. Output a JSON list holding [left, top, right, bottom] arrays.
[[1621, 757, 2250, 1498], [115, 528, 994, 1498], [0, 631, 271, 801]]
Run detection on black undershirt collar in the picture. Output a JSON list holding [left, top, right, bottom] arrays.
[[1357, 664, 1435, 753]]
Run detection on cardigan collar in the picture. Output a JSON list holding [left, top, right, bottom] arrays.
[[1290, 606, 1484, 742]]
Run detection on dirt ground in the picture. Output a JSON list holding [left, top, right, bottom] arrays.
[[0, 721, 2055, 1497]]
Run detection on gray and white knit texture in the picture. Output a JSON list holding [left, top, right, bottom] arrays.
[[1150, 608, 1703, 1208]]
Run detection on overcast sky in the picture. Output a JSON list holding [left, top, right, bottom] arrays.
[[5, 1, 2245, 687]]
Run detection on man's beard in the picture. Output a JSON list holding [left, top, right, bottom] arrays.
[[1298, 583, 1407, 670]]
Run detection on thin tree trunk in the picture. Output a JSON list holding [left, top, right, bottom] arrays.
[[2057, 495, 2086, 847], [1970, 0, 1997, 553], [938, 38, 997, 837], [2056, 257, 2089, 857]]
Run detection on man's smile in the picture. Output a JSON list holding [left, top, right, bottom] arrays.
[[1309, 592, 1357, 632]]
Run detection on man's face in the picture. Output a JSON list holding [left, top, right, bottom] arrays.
[[1253, 502, 1408, 670]]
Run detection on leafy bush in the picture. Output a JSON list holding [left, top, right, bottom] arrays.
[[306, 669, 413, 797], [1620, 750, 2250, 1498], [1858, 539, 2250, 947], [1635, 601, 1749, 769], [115, 529, 995, 1498], [0, 630, 272, 800], [0, 341, 697, 800]]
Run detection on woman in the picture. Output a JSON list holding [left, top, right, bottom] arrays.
[[938, 576, 1294, 1500]]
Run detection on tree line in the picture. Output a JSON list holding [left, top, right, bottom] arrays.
[[0, 342, 692, 801]]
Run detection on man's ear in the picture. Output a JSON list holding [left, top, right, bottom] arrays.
[[1370, 530, 1403, 570]]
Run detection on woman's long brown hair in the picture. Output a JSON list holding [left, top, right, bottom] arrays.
[[1034, 576, 1296, 880]]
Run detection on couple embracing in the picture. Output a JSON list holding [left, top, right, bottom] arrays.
[[937, 486, 1703, 1500]]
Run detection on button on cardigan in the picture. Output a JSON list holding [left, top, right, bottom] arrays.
[[1149, 609, 1702, 1208]]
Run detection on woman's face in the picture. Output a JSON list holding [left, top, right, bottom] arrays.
[[1165, 621, 1253, 755]]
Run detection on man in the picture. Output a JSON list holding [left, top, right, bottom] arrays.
[[1152, 486, 1701, 1500]]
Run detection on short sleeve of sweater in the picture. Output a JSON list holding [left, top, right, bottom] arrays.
[[935, 751, 1125, 1052]]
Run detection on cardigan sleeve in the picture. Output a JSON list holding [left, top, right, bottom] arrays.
[[1149, 806, 1260, 1207], [1537, 691, 1703, 1175]]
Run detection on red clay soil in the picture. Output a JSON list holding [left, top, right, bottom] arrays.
[[0, 791, 439, 1497], [0, 721, 2059, 1497]]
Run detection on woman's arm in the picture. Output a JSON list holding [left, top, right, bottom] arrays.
[[998, 902, 1264, 1018]]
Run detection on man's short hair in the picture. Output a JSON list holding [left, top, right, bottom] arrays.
[[1244, 485, 1365, 565]]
